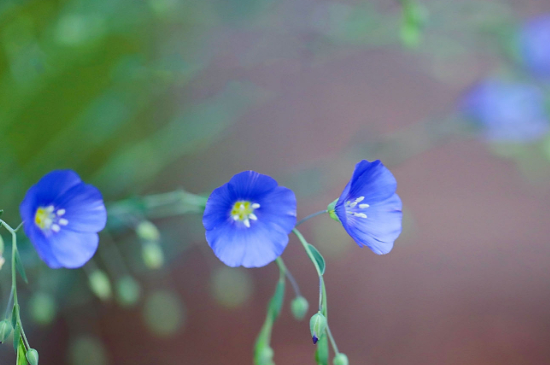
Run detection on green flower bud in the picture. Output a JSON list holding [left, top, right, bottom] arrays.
[[309, 311, 327, 344], [291, 296, 309, 321], [116, 276, 141, 307], [136, 221, 160, 242], [0, 256, 5, 271], [0, 319, 12, 343], [142, 242, 164, 269], [327, 199, 340, 222], [26, 348, 39, 365], [333, 353, 349, 365], [88, 270, 112, 301], [255, 346, 274, 365], [30, 292, 56, 325]]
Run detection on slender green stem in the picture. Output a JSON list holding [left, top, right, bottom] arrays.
[[292, 228, 322, 276], [0, 220, 31, 350], [276, 257, 301, 297], [295, 210, 327, 227], [326, 324, 340, 355]]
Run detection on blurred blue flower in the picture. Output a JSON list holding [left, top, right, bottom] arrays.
[[20, 170, 107, 269], [460, 80, 549, 142], [333, 160, 402, 255], [520, 14, 550, 79], [203, 171, 296, 268]]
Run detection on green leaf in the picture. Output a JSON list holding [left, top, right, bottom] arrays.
[[11, 304, 19, 328], [314, 333, 329, 365], [267, 279, 285, 319], [17, 337, 27, 365], [308, 244, 326, 275], [15, 250, 28, 284], [13, 323, 20, 353]]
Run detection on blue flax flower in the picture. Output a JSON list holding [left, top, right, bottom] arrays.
[[203, 171, 297, 268], [520, 14, 550, 79], [332, 160, 402, 255], [20, 170, 107, 269], [460, 80, 549, 142]]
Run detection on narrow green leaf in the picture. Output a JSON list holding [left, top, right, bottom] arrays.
[[308, 244, 326, 275], [0, 210, 4, 217], [15, 250, 28, 284], [11, 304, 19, 328], [314, 333, 329, 365], [17, 337, 27, 365], [13, 324, 20, 353], [267, 280, 285, 319]]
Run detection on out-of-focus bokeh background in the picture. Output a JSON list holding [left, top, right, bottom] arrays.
[[2, 0, 550, 363]]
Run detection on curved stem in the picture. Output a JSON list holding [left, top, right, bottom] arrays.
[[295, 210, 327, 227], [276, 257, 301, 297]]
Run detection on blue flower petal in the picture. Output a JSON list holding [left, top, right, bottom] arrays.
[[255, 186, 297, 233], [347, 160, 397, 203], [227, 171, 278, 200], [520, 15, 550, 78], [54, 183, 107, 233], [203, 183, 233, 231], [23, 225, 62, 269], [48, 230, 99, 269], [19, 170, 81, 224], [206, 220, 288, 268], [338, 193, 402, 255]]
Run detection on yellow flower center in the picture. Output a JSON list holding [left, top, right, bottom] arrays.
[[35, 206, 54, 230], [230, 200, 260, 228], [34, 205, 68, 232]]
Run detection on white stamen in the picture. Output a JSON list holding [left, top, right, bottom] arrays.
[[59, 218, 69, 226], [359, 204, 370, 209], [51, 224, 60, 232], [46, 205, 54, 213], [251, 203, 260, 209], [249, 213, 258, 221], [355, 196, 365, 203], [57, 209, 66, 216], [349, 202, 358, 208], [239, 203, 245, 209], [233, 215, 240, 221], [353, 213, 367, 218], [243, 219, 251, 228]]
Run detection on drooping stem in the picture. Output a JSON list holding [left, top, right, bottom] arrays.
[[295, 210, 327, 227], [276, 257, 302, 297], [293, 227, 342, 357]]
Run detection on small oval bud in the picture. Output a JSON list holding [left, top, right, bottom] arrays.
[[256, 346, 274, 365], [291, 296, 309, 321], [309, 311, 327, 344], [88, 270, 112, 301], [333, 353, 349, 365], [142, 242, 164, 269], [0, 319, 12, 343], [116, 276, 141, 307], [26, 348, 39, 365], [136, 221, 160, 242]]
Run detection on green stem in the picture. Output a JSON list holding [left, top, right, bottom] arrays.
[[295, 210, 327, 227], [326, 324, 340, 355], [0, 220, 31, 350], [276, 257, 301, 297]]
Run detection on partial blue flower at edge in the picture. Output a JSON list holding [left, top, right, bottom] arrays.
[[334, 160, 402, 255], [20, 170, 107, 269], [460, 79, 549, 143], [520, 14, 550, 79], [203, 171, 297, 268]]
